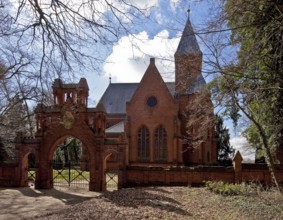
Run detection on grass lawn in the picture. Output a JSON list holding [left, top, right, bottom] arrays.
[[28, 168, 90, 183], [28, 169, 118, 190], [53, 168, 90, 183]]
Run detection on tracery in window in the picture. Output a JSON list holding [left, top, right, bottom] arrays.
[[154, 125, 167, 161], [138, 126, 150, 161]]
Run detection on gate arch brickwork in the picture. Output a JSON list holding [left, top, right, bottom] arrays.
[[32, 78, 108, 191], [12, 78, 127, 191], [36, 121, 103, 191], [14, 135, 39, 187]]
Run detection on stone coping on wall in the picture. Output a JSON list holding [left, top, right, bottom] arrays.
[[126, 165, 234, 172], [242, 163, 283, 170]]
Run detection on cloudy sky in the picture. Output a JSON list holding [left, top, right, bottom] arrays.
[[83, 0, 254, 162], [87, 0, 210, 103]]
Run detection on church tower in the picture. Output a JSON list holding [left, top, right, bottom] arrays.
[[174, 10, 203, 95], [174, 11, 217, 165]]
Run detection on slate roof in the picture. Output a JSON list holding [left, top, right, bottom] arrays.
[[99, 80, 206, 114], [98, 73, 206, 114], [99, 83, 138, 114], [176, 15, 201, 56], [99, 82, 176, 114]]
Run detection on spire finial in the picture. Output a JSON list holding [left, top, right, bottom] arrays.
[[187, 8, 190, 16], [109, 74, 112, 84]]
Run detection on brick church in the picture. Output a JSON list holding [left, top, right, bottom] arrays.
[[2, 13, 283, 191], [0, 14, 217, 190], [99, 14, 217, 166]]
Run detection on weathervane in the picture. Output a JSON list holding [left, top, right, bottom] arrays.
[[109, 73, 112, 84]]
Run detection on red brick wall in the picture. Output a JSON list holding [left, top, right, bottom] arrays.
[[1, 163, 283, 188], [0, 163, 20, 186], [123, 164, 283, 187]]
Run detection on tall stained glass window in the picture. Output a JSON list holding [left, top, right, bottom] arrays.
[[154, 125, 167, 161], [138, 126, 150, 161]]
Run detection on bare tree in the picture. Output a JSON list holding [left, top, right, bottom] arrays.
[[0, 1, 154, 127], [184, 88, 216, 150], [0, 1, 154, 163], [1, 0, 151, 77], [0, 0, 152, 109]]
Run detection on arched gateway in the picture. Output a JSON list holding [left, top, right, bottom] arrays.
[[16, 78, 126, 191]]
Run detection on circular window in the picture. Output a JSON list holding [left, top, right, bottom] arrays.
[[147, 96, 158, 107]]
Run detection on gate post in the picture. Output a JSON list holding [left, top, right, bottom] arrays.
[[89, 143, 103, 191], [35, 159, 53, 189], [118, 144, 126, 189]]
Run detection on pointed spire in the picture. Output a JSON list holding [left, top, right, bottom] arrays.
[[175, 10, 201, 56]]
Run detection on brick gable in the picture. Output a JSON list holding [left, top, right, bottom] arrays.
[[126, 58, 181, 164]]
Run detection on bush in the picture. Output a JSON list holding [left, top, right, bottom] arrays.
[[205, 181, 261, 196]]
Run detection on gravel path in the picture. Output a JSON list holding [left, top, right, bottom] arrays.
[[0, 186, 99, 220]]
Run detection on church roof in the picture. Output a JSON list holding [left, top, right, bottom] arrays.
[[99, 83, 138, 114], [99, 82, 175, 114], [99, 78, 206, 114], [98, 77, 206, 114], [175, 14, 201, 56]]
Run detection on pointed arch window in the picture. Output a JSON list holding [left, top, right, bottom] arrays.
[[154, 125, 167, 161], [138, 126, 150, 161]]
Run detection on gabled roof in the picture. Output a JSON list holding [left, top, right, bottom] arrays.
[[98, 78, 206, 114], [99, 83, 138, 114], [175, 14, 201, 56], [99, 82, 175, 114]]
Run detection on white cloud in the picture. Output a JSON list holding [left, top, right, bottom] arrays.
[[169, 0, 181, 11], [103, 30, 180, 82], [131, 0, 159, 10], [230, 136, 256, 163]]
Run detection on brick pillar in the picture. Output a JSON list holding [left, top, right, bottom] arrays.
[[233, 151, 243, 183], [35, 159, 53, 189], [89, 141, 103, 191]]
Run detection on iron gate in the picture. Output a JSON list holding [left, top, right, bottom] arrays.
[[105, 169, 118, 191], [28, 168, 36, 181], [52, 160, 90, 189]]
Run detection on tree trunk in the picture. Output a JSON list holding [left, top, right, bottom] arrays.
[[234, 94, 281, 192]]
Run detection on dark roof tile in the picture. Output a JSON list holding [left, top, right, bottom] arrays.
[[99, 82, 175, 114], [176, 15, 201, 56]]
